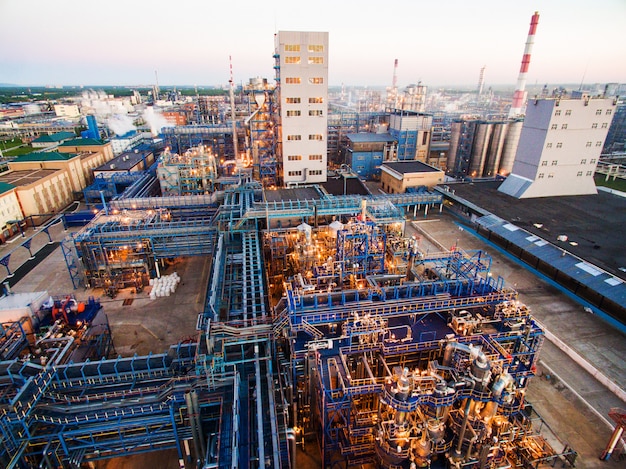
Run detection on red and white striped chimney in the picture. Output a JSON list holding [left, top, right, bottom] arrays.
[[509, 11, 540, 117]]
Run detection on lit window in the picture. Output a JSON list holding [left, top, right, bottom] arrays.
[[285, 97, 301, 104], [287, 135, 301, 141], [602, 123, 608, 128], [546, 143, 552, 148], [577, 171, 583, 176], [565, 110, 572, 116], [288, 170, 302, 176], [309, 170, 323, 176], [285, 77, 301, 84], [596, 109, 602, 115], [284, 44, 300, 52], [541, 161, 548, 166], [556, 143, 562, 148], [555, 110, 561, 116], [308, 44, 324, 52], [586, 171, 593, 176], [309, 77, 324, 84], [551, 160, 558, 166], [550, 124, 558, 130], [309, 110, 323, 116], [596, 141, 602, 146], [309, 134, 323, 140], [561, 124, 568, 129], [548, 173, 554, 178], [586, 141, 592, 147], [592, 123, 598, 128], [538, 173, 544, 179], [606, 109, 613, 115], [309, 154, 323, 161], [309, 97, 323, 103], [590, 159, 596, 164], [286, 110, 301, 117], [285, 56, 301, 64], [287, 155, 302, 161], [581, 159, 587, 164], [308, 57, 323, 64]]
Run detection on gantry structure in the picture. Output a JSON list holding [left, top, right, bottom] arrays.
[[1, 178, 578, 468]]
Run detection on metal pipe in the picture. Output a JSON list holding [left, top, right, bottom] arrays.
[[184, 392, 201, 463], [600, 425, 624, 461], [190, 390, 206, 459], [254, 344, 266, 468]]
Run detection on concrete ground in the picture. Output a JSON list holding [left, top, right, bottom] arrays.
[[3, 210, 625, 468]]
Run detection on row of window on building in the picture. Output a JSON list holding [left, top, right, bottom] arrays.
[[546, 141, 603, 148], [541, 158, 597, 166], [284, 44, 324, 52], [287, 170, 324, 176], [287, 154, 323, 161], [286, 110, 324, 117], [285, 56, 324, 64], [550, 122, 608, 130], [285, 97, 324, 104], [287, 134, 324, 141], [285, 77, 324, 84], [554, 109, 612, 116], [538, 171, 593, 179]]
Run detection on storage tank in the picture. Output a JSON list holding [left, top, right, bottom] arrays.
[[447, 121, 462, 173], [499, 119, 523, 175], [469, 122, 492, 177], [483, 122, 508, 177]]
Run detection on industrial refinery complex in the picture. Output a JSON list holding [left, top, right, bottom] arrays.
[[0, 11, 625, 469]]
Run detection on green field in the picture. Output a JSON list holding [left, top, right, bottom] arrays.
[[595, 174, 626, 192]]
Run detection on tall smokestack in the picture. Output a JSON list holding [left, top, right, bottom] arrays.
[[229, 55, 239, 159], [509, 11, 539, 117], [477, 65, 486, 96], [392, 59, 398, 88]]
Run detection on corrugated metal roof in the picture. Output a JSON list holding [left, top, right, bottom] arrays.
[[0, 182, 15, 195], [59, 138, 105, 146], [382, 161, 441, 174], [475, 214, 626, 308], [346, 132, 395, 143], [31, 131, 76, 143], [11, 151, 76, 163]]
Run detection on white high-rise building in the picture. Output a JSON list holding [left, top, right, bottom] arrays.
[[498, 95, 616, 198], [275, 31, 328, 186]]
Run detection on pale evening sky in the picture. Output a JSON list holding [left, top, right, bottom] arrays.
[[1, 0, 625, 88]]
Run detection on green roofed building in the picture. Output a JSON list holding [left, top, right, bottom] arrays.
[[31, 131, 76, 148]]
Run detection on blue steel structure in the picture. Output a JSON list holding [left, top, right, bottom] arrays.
[[0, 181, 577, 468], [244, 80, 278, 188]]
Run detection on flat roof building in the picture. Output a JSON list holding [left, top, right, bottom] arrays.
[[276, 31, 329, 187], [499, 96, 616, 198]]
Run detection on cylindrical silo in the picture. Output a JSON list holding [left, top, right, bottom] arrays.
[[499, 119, 523, 175], [483, 122, 507, 177], [447, 121, 462, 174], [469, 122, 491, 177]]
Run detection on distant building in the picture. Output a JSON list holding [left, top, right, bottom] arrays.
[[94, 150, 154, 179], [2, 154, 75, 216], [380, 161, 444, 193], [499, 96, 616, 198], [387, 110, 432, 162], [276, 31, 329, 186], [603, 98, 626, 154], [344, 133, 396, 180], [53, 104, 80, 118], [110, 131, 143, 155], [0, 182, 24, 241], [31, 131, 76, 149]]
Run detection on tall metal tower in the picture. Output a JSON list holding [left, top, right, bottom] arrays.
[[509, 11, 540, 117]]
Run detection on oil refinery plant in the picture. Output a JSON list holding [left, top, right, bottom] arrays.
[[0, 153, 579, 468]]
